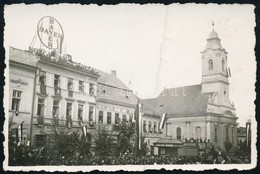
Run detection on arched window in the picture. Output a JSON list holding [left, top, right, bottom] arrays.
[[222, 59, 225, 71], [195, 127, 202, 139], [208, 59, 213, 70], [177, 127, 181, 140]]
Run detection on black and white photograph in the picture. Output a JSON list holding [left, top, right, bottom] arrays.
[[3, 3, 256, 171]]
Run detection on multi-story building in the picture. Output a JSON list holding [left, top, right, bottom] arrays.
[[32, 49, 100, 146], [9, 47, 38, 145], [95, 70, 138, 152], [141, 99, 166, 155], [9, 47, 100, 146]]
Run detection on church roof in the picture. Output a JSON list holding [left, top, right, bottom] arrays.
[[201, 30, 227, 53], [143, 84, 211, 116], [96, 70, 138, 106], [208, 30, 219, 39]]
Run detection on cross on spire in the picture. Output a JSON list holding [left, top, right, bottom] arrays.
[[212, 21, 215, 30]]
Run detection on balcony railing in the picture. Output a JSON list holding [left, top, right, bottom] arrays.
[[113, 121, 135, 132], [40, 84, 46, 95], [37, 116, 44, 126], [68, 90, 73, 97]]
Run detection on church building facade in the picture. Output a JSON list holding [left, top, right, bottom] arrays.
[[143, 28, 238, 153]]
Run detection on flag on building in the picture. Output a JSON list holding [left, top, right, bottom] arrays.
[[228, 67, 231, 77], [159, 113, 167, 130], [226, 68, 229, 77], [134, 100, 142, 150], [16, 122, 23, 144], [82, 125, 87, 137]]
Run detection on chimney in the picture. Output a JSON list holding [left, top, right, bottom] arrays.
[[111, 70, 117, 76]]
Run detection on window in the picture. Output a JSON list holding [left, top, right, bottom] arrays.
[[222, 59, 225, 71], [53, 100, 59, 117], [78, 104, 83, 121], [224, 90, 227, 96], [215, 126, 218, 142], [89, 106, 94, 121], [39, 71, 46, 85], [115, 113, 119, 124], [98, 111, 103, 123], [54, 74, 61, 96], [37, 98, 45, 116], [226, 127, 229, 141], [149, 121, 152, 132], [11, 90, 22, 111], [143, 120, 147, 133], [154, 122, 157, 133], [107, 112, 111, 124], [195, 127, 202, 139], [54, 74, 60, 87], [67, 78, 73, 91], [66, 102, 72, 119], [129, 114, 133, 122], [122, 115, 126, 122], [79, 81, 85, 93], [177, 127, 181, 140], [39, 72, 46, 95], [89, 83, 94, 95], [208, 59, 213, 70]]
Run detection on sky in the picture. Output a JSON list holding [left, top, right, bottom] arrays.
[[4, 4, 255, 126]]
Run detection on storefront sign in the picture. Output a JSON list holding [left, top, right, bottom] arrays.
[[37, 16, 64, 50]]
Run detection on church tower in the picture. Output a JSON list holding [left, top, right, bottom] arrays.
[[201, 24, 231, 107]]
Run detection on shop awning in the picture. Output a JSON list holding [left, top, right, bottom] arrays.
[[154, 138, 183, 147]]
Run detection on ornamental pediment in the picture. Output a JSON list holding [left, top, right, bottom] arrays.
[[10, 78, 28, 85]]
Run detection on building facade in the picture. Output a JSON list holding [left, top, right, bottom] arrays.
[[142, 29, 238, 155], [8, 47, 139, 149], [9, 47, 100, 146], [95, 70, 138, 153], [9, 47, 38, 145]]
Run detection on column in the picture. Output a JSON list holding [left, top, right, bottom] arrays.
[[206, 121, 211, 141], [186, 122, 190, 140]]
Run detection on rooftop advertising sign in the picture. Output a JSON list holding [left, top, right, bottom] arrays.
[[37, 16, 64, 51]]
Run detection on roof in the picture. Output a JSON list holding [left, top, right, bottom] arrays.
[[9, 47, 39, 66], [201, 30, 227, 53], [154, 138, 183, 145], [237, 127, 246, 135], [208, 30, 219, 39], [97, 70, 138, 106], [96, 70, 129, 90], [143, 84, 211, 116], [141, 99, 161, 116]]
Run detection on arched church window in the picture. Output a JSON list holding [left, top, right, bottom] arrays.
[[195, 126, 202, 139], [177, 127, 181, 140], [208, 59, 213, 70], [222, 59, 225, 71]]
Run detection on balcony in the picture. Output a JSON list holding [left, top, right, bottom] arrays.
[[37, 116, 44, 126], [66, 115, 73, 128], [54, 86, 61, 97], [113, 121, 135, 132], [68, 90, 73, 97], [40, 84, 47, 95]]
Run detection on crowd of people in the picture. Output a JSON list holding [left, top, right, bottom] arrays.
[[9, 145, 250, 166]]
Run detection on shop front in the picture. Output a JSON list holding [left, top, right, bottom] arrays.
[[154, 138, 183, 157]]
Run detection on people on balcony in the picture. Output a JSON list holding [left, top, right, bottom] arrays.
[[66, 114, 73, 128]]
